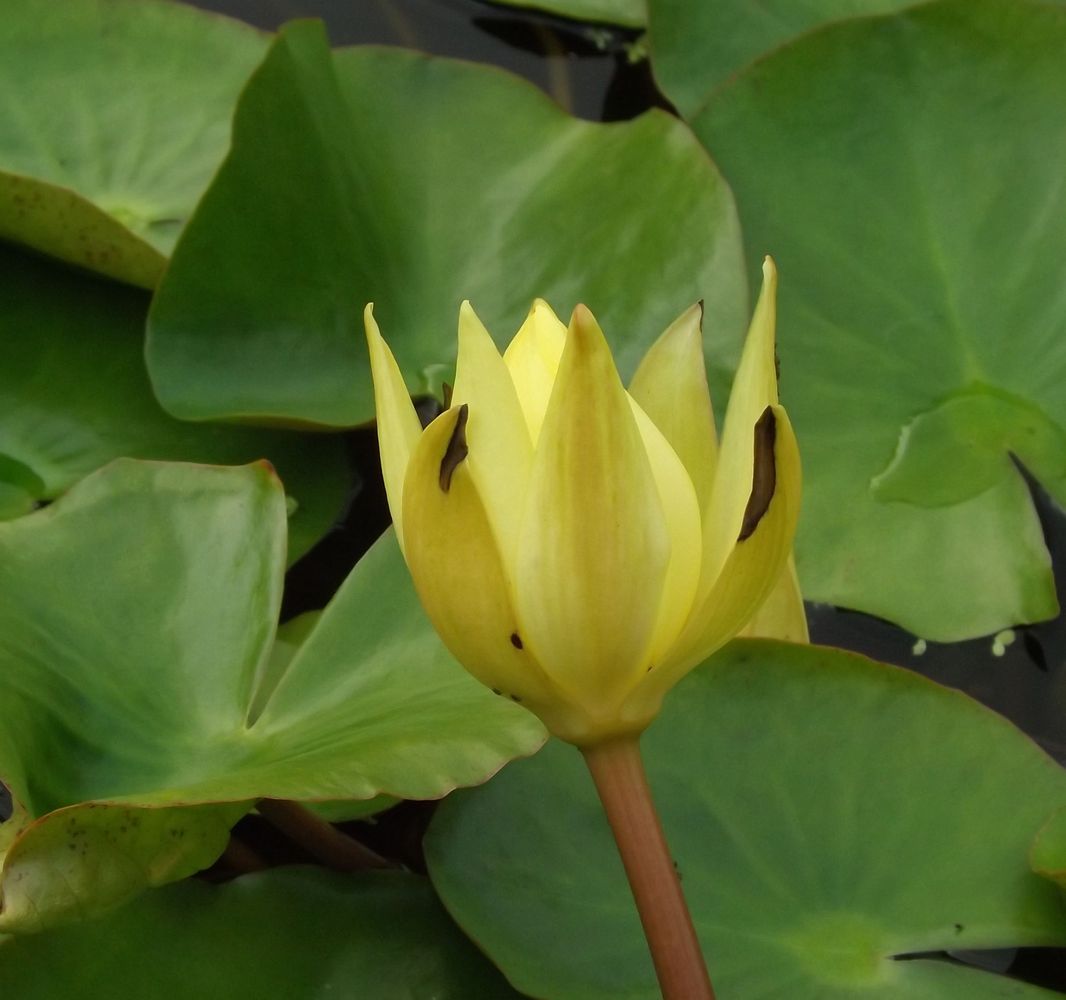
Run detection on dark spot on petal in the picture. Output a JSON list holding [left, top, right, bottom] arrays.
[[774, 348, 781, 383], [491, 687, 502, 696], [509, 694, 523, 703], [438, 404, 469, 493], [510, 632, 523, 649], [738, 407, 777, 542], [441, 381, 454, 409]]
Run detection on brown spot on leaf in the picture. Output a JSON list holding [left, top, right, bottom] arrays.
[[438, 404, 469, 493], [738, 407, 777, 541]]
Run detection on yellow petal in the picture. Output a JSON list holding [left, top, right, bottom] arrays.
[[401, 405, 565, 723], [698, 256, 782, 595], [502, 298, 567, 444], [515, 305, 670, 715], [628, 399, 702, 670], [364, 304, 423, 553], [646, 403, 802, 699], [740, 554, 809, 643], [450, 302, 533, 566], [629, 302, 717, 511]]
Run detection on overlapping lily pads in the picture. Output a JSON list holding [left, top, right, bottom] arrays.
[[661, 0, 1066, 639], [0, 868, 521, 998], [427, 639, 1066, 998], [0, 244, 347, 560], [646, 0, 938, 117], [147, 20, 745, 427], [0, 460, 544, 932], [0, 0, 267, 287]]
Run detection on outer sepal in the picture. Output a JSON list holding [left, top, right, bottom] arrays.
[[364, 304, 423, 552], [401, 405, 568, 730]]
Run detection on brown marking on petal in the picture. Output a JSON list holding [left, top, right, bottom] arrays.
[[738, 406, 777, 541], [510, 632, 523, 650], [774, 348, 781, 383], [438, 404, 469, 493], [509, 693, 523, 703], [441, 381, 454, 409]]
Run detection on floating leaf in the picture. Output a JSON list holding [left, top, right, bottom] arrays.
[[147, 20, 744, 427], [0, 867, 521, 998], [678, 0, 1066, 638], [0, 461, 543, 931], [428, 639, 1066, 999], [0, 0, 267, 287], [0, 244, 347, 561]]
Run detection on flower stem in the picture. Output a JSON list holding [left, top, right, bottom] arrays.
[[256, 798, 396, 872], [581, 737, 715, 1000]]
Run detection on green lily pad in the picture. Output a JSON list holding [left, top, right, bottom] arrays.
[[0, 867, 521, 998], [680, 0, 1066, 639], [267, 614, 399, 823], [0, 460, 544, 932], [427, 639, 1066, 999], [147, 20, 745, 427], [0, 0, 267, 287], [1032, 805, 1066, 894], [0, 243, 348, 561], [647, 1, 939, 118], [484, 0, 646, 28]]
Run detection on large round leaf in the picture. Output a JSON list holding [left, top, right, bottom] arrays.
[[0, 460, 543, 932], [0, 0, 267, 287], [0, 243, 347, 561], [146, 20, 745, 426], [427, 639, 1066, 999], [0, 867, 520, 998], [682, 0, 1066, 639]]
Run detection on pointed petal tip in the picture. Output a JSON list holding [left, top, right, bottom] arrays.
[[457, 300, 495, 354], [676, 301, 704, 340], [762, 255, 778, 286], [569, 303, 604, 339], [363, 302, 379, 337], [570, 302, 594, 325], [567, 305, 615, 363]]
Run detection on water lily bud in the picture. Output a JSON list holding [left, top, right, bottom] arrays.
[[365, 258, 801, 746]]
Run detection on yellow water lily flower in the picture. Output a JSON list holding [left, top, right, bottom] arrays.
[[365, 258, 801, 746]]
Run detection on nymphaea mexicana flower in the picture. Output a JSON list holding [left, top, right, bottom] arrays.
[[365, 258, 801, 746]]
